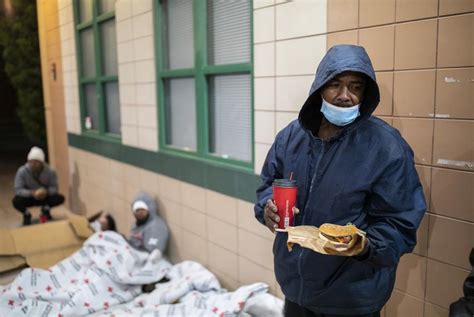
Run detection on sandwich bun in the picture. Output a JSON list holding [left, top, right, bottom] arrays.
[[319, 223, 358, 249]]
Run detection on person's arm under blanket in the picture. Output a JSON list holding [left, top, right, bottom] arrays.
[[355, 143, 426, 267]]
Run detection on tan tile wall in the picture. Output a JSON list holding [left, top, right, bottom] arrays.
[[58, 0, 81, 134], [115, 0, 158, 151], [67, 147, 280, 295], [38, 0, 70, 202], [327, 1, 473, 316], [58, 0, 158, 151], [253, 0, 327, 174]]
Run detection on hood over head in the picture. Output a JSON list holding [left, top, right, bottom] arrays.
[[298, 44, 380, 135], [131, 191, 157, 221]]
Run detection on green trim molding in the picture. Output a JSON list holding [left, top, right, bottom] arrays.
[[68, 133, 261, 203]]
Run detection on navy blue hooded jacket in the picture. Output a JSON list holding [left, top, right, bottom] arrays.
[[255, 45, 426, 315]]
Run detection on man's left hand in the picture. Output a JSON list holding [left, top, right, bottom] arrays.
[[34, 187, 47, 200], [323, 236, 370, 257]]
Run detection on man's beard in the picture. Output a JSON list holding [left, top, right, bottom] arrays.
[[135, 214, 150, 226], [31, 165, 43, 177]]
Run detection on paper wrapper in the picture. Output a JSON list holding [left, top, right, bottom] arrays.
[[276, 225, 367, 256]]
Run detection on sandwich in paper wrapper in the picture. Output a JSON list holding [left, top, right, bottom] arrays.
[[276, 223, 367, 256]]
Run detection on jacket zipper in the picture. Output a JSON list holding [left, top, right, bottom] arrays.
[[297, 141, 326, 305]]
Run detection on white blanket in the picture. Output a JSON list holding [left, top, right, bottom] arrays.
[[0, 231, 283, 316]]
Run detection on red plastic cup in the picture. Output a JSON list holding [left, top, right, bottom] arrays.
[[272, 179, 297, 229]]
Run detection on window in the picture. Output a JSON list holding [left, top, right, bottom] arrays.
[[157, 0, 253, 167], [74, 0, 120, 137]]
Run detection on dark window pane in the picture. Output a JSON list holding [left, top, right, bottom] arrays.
[[84, 83, 99, 130], [207, 0, 251, 65], [79, 0, 93, 23], [80, 28, 96, 77], [164, 77, 196, 150], [100, 20, 118, 75], [209, 74, 251, 161], [162, 0, 194, 69], [99, 0, 116, 14], [104, 82, 120, 134]]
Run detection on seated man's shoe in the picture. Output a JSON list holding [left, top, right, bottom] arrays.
[[23, 213, 32, 226], [39, 214, 49, 223], [41, 206, 53, 221]]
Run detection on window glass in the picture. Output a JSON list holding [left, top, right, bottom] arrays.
[[158, 0, 252, 166], [85, 84, 99, 130], [100, 20, 118, 76], [207, 0, 251, 65], [209, 74, 251, 161], [105, 82, 121, 134], [163, 0, 194, 69], [99, 0, 116, 14], [164, 78, 197, 150], [80, 29, 96, 77], [75, 1, 120, 137], [79, 0, 93, 23]]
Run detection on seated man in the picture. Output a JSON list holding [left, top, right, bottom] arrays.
[[12, 146, 65, 225], [129, 191, 169, 254]]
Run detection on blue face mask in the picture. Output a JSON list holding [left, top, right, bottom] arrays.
[[320, 98, 361, 126]]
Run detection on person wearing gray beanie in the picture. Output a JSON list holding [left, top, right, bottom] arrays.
[[11, 146, 65, 225]]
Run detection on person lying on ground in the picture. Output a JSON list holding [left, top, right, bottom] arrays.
[[89, 211, 117, 232]]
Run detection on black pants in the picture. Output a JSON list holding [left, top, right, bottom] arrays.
[[284, 299, 381, 317], [12, 194, 65, 213]]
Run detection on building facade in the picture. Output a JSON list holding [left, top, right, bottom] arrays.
[[37, 0, 472, 316]]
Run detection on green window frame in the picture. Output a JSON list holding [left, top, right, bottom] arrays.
[[73, 0, 121, 141], [155, 0, 254, 171]]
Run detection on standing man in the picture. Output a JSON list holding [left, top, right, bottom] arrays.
[[12, 146, 65, 225], [255, 45, 426, 316]]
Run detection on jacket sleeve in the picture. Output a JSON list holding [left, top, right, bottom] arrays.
[[14, 168, 32, 197], [47, 169, 58, 195], [127, 230, 142, 250], [142, 218, 169, 254], [357, 143, 427, 267], [255, 133, 284, 224]]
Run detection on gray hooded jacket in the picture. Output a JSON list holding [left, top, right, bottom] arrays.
[[129, 192, 169, 254], [14, 163, 58, 197]]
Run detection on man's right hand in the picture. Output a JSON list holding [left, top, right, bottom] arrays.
[[33, 188, 47, 200], [264, 199, 279, 233]]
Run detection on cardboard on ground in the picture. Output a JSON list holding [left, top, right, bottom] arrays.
[[0, 214, 93, 273]]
